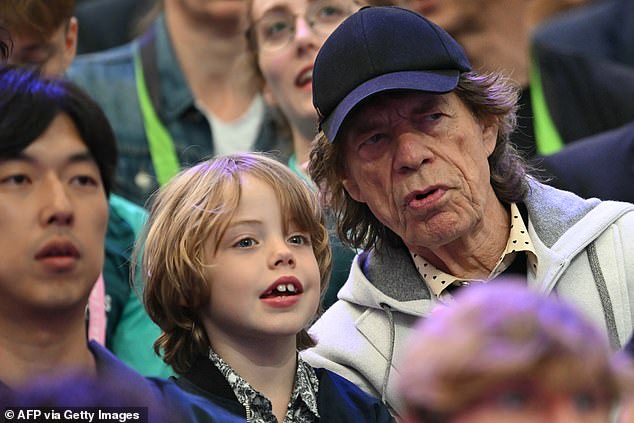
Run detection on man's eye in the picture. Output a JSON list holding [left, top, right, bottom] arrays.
[[1, 174, 30, 185], [425, 112, 444, 121], [71, 175, 98, 187], [288, 234, 310, 245], [363, 133, 386, 146]]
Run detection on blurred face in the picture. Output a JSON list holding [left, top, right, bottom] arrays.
[[393, 0, 484, 35], [384, 0, 520, 71], [341, 91, 498, 252], [449, 381, 611, 423], [7, 18, 78, 77], [250, 0, 355, 131], [200, 175, 321, 347], [169, 0, 248, 28], [0, 113, 109, 318]]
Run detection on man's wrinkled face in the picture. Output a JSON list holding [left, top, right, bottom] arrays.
[[340, 91, 498, 252]]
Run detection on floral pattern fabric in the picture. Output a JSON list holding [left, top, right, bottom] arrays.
[[208, 348, 319, 422]]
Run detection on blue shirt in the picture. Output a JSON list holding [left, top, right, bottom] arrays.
[[68, 14, 291, 206]]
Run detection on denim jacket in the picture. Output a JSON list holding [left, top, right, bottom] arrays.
[[67, 14, 291, 206]]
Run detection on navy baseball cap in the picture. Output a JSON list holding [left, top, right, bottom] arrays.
[[313, 6, 472, 142]]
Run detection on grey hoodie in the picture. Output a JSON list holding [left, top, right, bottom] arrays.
[[302, 181, 634, 414]]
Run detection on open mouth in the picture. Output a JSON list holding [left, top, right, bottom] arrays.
[[295, 67, 313, 88], [405, 186, 447, 208], [407, 188, 436, 204], [414, 190, 435, 201], [260, 278, 304, 299]]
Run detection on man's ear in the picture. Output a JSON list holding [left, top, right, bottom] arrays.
[[342, 177, 364, 203], [62, 17, 78, 72], [481, 117, 499, 157]]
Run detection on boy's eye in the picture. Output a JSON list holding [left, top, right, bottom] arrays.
[[234, 238, 257, 248], [288, 234, 309, 245]]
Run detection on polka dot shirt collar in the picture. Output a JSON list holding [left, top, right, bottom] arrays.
[[410, 203, 538, 298]]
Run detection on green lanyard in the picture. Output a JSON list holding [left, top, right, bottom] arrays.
[[133, 49, 180, 186], [529, 50, 564, 155]]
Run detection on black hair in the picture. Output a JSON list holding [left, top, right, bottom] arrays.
[[0, 66, 117, 196]]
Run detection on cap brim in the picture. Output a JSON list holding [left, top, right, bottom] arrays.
[[322, 70, 460, 142]]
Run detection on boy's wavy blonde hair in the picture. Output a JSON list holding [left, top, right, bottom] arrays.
[[139, 153, 331, 375]]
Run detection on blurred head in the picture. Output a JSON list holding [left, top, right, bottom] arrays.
[[0, 0, 77, 76], [142, 153, 331, 374], [163, 0, 249, 33], [308, 6, 526, 252], [361, 0, 589, 74], [397, 282, 626, 423], [246, 0, 357, 139]]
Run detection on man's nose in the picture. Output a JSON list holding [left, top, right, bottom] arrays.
[[40, 177, 74, 226], [393, 132, 433, 173]]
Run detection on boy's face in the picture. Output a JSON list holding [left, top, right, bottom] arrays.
[[0, 113, 108, 318], [200, 174, 321, 347], [7, 18, 78, 77]]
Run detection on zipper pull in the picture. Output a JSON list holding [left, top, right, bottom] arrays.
[[245, 401, 253, 422]]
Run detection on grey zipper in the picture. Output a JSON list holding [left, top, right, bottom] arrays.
[[245, 401, 253, 422]]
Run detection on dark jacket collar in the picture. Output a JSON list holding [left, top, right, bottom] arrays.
[[177, 354, 245, 417]]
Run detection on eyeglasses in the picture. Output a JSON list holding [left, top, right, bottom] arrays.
[[248, 0, 356, 52]]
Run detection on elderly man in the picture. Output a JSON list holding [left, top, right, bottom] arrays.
[[302, 6, 634, 414], [364, 0, 634, 158]]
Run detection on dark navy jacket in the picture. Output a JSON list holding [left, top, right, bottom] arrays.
[[176, 355, 395, 422], [91, 341, 244, 422], [539, 121, 634, 203]]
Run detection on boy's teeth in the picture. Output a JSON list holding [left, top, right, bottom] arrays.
[[272, 283, 298, 294]]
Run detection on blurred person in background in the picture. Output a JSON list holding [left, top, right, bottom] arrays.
[[362, 0, 634, 158], [67, 0, 292, 206], [397, 281, 632, 423], [74, 0, 156, 54]]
